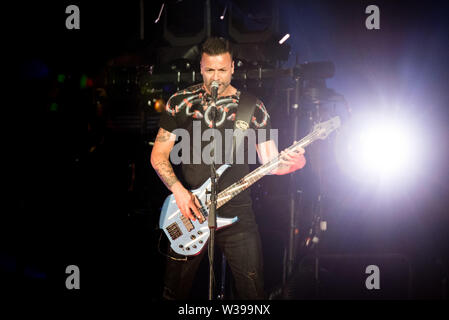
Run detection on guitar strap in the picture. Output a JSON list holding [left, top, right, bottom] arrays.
[[231, 91, 258, 162]]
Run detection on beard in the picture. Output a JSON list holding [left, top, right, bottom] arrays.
[[206, 79, 231, 95]]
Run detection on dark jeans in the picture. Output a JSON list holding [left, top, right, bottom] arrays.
[[162, 212, 265, 300]]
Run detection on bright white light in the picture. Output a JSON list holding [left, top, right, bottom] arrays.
[[279, 34, 290, 44], [357, 122, 413, 176], [155, 3, 165, 23], [335, 113, 419, 185], [220, 6, 227, 20]]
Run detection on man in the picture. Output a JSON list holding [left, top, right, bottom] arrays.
[[151, 37, 306, 299]]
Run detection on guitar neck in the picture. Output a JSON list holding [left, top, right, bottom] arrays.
[[214, 130, 321, 209]]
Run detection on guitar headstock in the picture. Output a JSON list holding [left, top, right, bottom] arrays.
[[313, 116, 341, 140]]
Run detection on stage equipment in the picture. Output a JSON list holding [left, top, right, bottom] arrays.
[[228, 1, 279, 43], [207, 80, 220, 300], [276, 62, 349, 298], [163, 0, 211, 47]]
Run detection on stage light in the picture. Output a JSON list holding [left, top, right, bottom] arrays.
[[155, 3, 164, 23], [57, 74, 66, 83], [80, 74, 93, 88], [50, 102, 58, 112], [279, 33, 290, 44], [335, 113, 419, 185], [220, 6, 227, 20], [154, 98, 166, 113], [357, 122, 412, 176]]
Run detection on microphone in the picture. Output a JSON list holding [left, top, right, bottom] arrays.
[[210, 81, 219, 101]]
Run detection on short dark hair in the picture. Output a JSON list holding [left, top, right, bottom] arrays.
[[200, 37, 233, 60]]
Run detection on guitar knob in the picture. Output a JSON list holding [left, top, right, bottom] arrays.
[[190, 235, 196, 240]]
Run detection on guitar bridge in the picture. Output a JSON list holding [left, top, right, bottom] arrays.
[[166, 222, 182, 240]]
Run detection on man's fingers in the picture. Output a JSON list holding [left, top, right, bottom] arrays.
[[193, 195, 201, 208], [282, 147, 305, 159], [182, 205, 196, 221], [190, 203, 201, 220], [179, 193, 204, 222], [280, 152, 295, 163], [285, 147, 305, 155], [192, 195, 204, 218], [281, 160, 296, 167], [283, 152, 294, 160], [192, 195, 207, 223], [279, 148, 305, 167]]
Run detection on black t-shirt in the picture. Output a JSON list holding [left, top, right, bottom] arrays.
[[159, 83, 271, 220]]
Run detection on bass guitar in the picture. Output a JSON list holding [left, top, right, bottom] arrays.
[[159, 116, 340, 255]]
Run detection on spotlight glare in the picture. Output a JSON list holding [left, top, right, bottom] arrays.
[[279, 33, 290, 44], [335, 113, 419, 186], [154, 3, 165, 23], [220, 6, 227, 20], [357, 123, 413, 176], [154, 98, 166, 113]]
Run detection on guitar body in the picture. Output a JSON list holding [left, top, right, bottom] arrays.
[[159, 164, 238, 256]]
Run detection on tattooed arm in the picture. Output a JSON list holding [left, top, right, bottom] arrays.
[[150, 128, 202, 221], [150, 128, 179, 189]]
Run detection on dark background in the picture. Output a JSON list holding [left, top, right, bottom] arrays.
[[2, 0, 449, 302]]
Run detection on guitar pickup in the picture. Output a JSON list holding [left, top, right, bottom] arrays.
[[198, 207, 208, 223], [180, 215, 195, 232], [166, 222, 182, 240]]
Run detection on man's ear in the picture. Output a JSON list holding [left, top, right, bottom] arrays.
[[231, 61, 234, 74]]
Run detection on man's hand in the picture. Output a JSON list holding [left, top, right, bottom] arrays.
[[272, 144, 306, 175], [151, 127, 204, 222], [171, 182, 203, 222], [256, 140, 306, 175]]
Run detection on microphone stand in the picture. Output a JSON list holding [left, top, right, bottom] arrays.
[[208, 92, 218, 300], [286, 75, 303, 279]]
